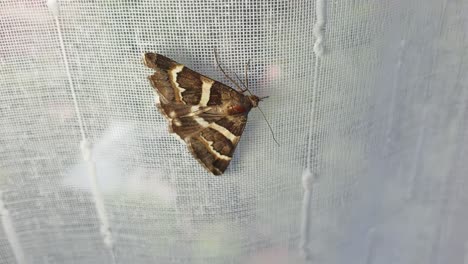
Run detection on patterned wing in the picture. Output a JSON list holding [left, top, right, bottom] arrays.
[[143, 52, 244, 107], [159, 109, 248, 175], [186, 115, 248, 175], [143, 52, 250, 175]]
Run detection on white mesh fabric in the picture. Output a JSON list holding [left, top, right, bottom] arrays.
[[1, 0, 468, 263]]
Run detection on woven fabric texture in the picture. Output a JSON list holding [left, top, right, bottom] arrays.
[[1, 0, 468, 263]]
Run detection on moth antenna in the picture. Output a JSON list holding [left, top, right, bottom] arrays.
[[234, 64, 256, 95], [242, 58, 256, 97], [234, 72, 248, 91], [232, 59, 251, 93], [213, 48, 244, 92], [240, 57, 276, 145], [245, 59, 250, 91], [257, 106, 280, 146], [214, 49, 278, 145]]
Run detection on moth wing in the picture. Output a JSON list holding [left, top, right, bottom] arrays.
[[144, 52, 250, 175], [156, 99, 248, 175], [143, 52, 244, 107], [186, 115, 248, 175]]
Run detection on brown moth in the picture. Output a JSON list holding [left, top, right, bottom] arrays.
[[143, 53, 261, 175]]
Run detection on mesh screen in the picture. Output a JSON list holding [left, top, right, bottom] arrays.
[[1, 0, 468, 263]]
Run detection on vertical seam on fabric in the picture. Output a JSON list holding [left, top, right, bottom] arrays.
[[0, 191, 26, 264], [48, 1, 117, 263], [301, 0, 326, 261]]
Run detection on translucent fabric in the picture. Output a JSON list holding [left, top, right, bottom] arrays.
[[1, 0, 467, 263]]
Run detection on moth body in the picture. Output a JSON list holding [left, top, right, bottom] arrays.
[[144, 52, 260, 175]]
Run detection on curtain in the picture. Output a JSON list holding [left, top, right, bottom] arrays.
[[1, 0, 467, 263]]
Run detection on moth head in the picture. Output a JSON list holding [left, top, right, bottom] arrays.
[[248, 95, 261, 107]]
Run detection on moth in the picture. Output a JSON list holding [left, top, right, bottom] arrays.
[[143, 52, 264, 175]]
